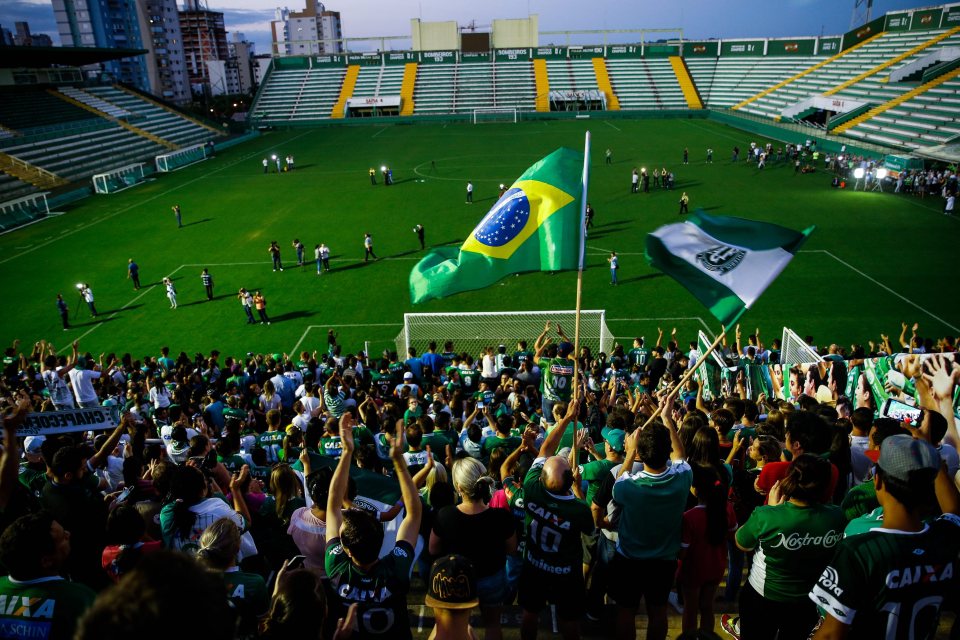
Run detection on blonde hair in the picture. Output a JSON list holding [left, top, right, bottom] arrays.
[[425, 461, 448, 494], [197, 517, 240, 570], [452, 457, 494, 503]]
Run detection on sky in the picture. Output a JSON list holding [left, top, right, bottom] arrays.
[[0, 0, 943, 56]]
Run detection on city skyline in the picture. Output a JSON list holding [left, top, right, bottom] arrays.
[[0, 0, 945, 57]]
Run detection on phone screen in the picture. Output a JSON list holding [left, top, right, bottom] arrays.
[[881, 398, 921, 422]]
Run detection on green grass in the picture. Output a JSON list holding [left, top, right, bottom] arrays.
[[1, 118, 957, 359]]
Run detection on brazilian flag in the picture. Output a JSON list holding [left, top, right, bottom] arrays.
[[409, 147, 584, 304]]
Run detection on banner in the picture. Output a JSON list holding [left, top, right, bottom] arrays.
[[420, 50, 457, 65], [384, 51, 418, 65], [533, 47, 565, 60], [884, 12, 911, 31], [683, 41, 719, 57], [494, 48, 530, 62], [767, 38, 815, 56], [721, 40, 764, 56], [7, 407, 119, 437], [314, 54, 345, 67], [717, 353, 959, 421], [911, 8, 943, 31], [817, 37, 841, 56], [606, 45, 642, 59]]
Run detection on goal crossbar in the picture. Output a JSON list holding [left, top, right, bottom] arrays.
[[472, 107, 519, 124], [396, 310, 613, 359]]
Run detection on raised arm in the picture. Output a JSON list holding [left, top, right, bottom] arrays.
[[501, 429, 536, 481], [539, 399, 578, 458], [655, 327, 664, 349], [88, 416, 129, 470], [326, 413, 356, 535], [0, 399, 31, 509], [390, 419, 422, 549], [533, 321, 552, 354], [229, 466, 253, 525]]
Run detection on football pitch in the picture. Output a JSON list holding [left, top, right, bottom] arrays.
[[1, 117, 957, 359]]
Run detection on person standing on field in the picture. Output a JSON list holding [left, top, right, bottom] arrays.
[[679, 192, 690, 215], [364, 233, 378, 261], [608, 251, 619, 285], [292, 239, 304, 267], [268, 241, 283, 272], [414, 224, 425, 250], [201, 269, 214, 301], [172, 204, 182, 228], [163, 277, 177, 309], [238, 288, 255, 324], [57, 293, 69, 329], [127, 259, 141, 290], [466, 181, 474, 203], [253, 291, 270, 324]]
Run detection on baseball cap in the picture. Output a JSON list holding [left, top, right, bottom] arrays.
[[403, 372, 413, 380], [878, 434, 940, 483], [23, 435, 46, 457], [603, 429, 626, 453], [425, 554, 479, 610], [558, 341, 574, 356]]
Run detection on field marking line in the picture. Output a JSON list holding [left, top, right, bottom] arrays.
[[290, 323, 401, 355], [0, 130, 317, 266], [812, 249, 960, 333], [371, 127, 388, 139], [604, 120, 622, 132]]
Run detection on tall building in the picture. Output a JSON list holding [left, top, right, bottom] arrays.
[[271, 0, 342, 57], [135, 0, 190, 104], [207, 32, 256, 96], [179, 0, 228, 91], [52, 0, 149, 87], [13, 22, 54, 47]]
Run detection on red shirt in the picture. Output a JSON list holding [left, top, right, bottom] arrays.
[[678, 502, 738, 587], [756, 460, 839, 504]]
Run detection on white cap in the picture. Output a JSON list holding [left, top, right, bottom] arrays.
[[403, 372, 413, 380]]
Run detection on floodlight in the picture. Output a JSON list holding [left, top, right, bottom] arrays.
[[499, 183, 505, 189], [75, 283, 84, 289], [381, 165, 387, 171], [837, 155, 844, 162], [876, 168, 888, 180], [271, 154, 277, 160], [853, 168, 864, 179], [641, 167, 646, 172]]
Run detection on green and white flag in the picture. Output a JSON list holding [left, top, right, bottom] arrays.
[[646, 211, 813, 327]]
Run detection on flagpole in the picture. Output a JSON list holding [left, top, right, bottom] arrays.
[[640, 326, 727, 429], [572, 131, 590, 402]]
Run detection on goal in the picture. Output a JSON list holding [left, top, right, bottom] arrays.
[[395, 310, 613, 359], [780, 327, 824, 367], [92, 163, 146, 194], [472, 107, 519, 124], [155, 143, 210, 172]]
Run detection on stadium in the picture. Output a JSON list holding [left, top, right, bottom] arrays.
[[0, 0, 958, 638]]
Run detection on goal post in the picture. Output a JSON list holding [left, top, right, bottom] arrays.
[[472, 107, 519, 124], [395, 310, 613, 359], [155, 143, 210, 172], [92, 163, 146, 194]]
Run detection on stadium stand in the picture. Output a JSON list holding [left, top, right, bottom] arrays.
[[82, 85, 222, 148], [251, 64, 348, 122], [737, 29, 960, 120], [686, 55, 825, 109], [0, 86, 95, 131], [605, 58, 688, 109]]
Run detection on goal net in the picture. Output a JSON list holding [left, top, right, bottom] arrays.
[[395, 310, 613, 360], [92, 163, 146, 194], [472, 107, 519, 124], [155, 143, 210, 172], [780, 327, 824, 368]]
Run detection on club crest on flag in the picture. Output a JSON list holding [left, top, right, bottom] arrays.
[[461, 179, 575, 260], [696, 245, 746, 275]]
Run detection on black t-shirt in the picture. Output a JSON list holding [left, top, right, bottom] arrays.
[[432, 505, 516, 578]]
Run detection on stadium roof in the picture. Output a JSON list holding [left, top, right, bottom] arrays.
[[0, 46, 147, 69]]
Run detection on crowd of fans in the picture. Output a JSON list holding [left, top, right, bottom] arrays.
[[0, 320, 958, 640]]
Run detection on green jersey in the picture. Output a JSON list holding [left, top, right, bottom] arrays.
[[613, 460, 692, 560], [223, 567, 268, 633], [371, 372, 393, 399], [218, 454, 247, 475], [18, 465, 46, 497], [579, 458, 616, 506], [325, 538, 414, 639], [482, 435, 521, 458], [513, 349, 534, 366], [459, 367, 479, 394], [736, 502, 844, 602], [841, 480, 879, 522], [810, 513, 960, 640], [521, 458, 594, 576], [421, 432, 450, 454], [321, 435, 344, 458], [627, 347, 651, 368], [257, 430, 285, 464], [0, 575, 96, 640], [440, 351, 458, 368], [843, 506, 885, 538], [388, 362, 405, 381], [223, 406, 246, 422], [539, 357, 575, 401]]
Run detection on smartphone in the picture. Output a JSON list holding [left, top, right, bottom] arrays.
[[880, 397, 921, 423], [287, 555, 307, 570]]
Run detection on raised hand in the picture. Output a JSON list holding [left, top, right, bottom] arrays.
[[389, 419, 405, 461], [339, 413, 356, 453], [923, 356, 959, 404]]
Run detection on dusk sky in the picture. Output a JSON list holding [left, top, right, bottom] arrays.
[[0, 0, 942, 55]]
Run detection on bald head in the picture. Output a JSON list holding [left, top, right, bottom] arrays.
[[541, 456, 572, 494]]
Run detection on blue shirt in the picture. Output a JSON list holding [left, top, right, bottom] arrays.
[[405, 357, 423, 380], [128, 262, 139, 276], [421, 352, 443, 377]]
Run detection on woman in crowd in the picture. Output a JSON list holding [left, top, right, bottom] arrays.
[[733, 454, 845, 640], [430, 457, 517, 640]]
